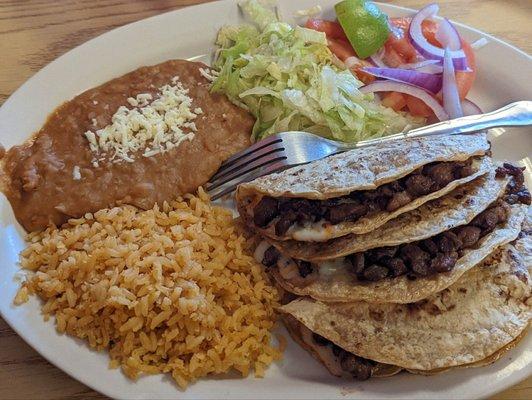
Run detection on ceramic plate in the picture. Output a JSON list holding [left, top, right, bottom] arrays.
[[0, 1, 530, 398]]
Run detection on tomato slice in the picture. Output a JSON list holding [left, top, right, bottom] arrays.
[[306, 19, 348, 41], [385, 18, 441, 64], [385, 18, 417, 64], [327, 39, 375, 84], [455, 39, 476, 99], [382, 92, 407, 111], [327, 38, 356, 61], [406, 95, 434, 117]]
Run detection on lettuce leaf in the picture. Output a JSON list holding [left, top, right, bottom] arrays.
[[212, 0, 422, 141]]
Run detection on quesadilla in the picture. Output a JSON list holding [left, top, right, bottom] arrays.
[[256, 171, 527, 303], [237, 134, 490, 242], [279, 231, 531, 378]]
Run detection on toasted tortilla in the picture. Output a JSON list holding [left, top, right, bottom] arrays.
[[271, 171, 508, 261], [272, 203, 527, 304], [407, 328, 528, 375], [284, 315, 528, 379], [279, 233, 531, 371], [282, 314, 402, 379], [237, 133, 490, 241]]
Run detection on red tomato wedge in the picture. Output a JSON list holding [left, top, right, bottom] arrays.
[[456, 39, 476, 99], [385, 18, 440, 64], [305, 16, 477, 115], [382, 91, 407, 111], [327, 38, 356, 61], [406, 95, 434, 117], [327, 39, 375, 84], [305, 19, 348, 41]]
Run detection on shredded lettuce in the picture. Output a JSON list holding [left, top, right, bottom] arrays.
[[212, 0, 422, 141]]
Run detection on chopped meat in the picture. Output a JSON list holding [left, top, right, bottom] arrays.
[[369, 247, 397, 262], [497, 163, 531, 205], [382, 257, 407, 277], [405, 174, 434, 196], [252, 160, 477, 235], [425, 163, 455, 187], [457, 162, 474, 178], [430, 251, 458, 272], [516, 190, 532, 205], [436, 231, 463, 253], [279, 199, 323, 221], [471, 204, 507, 231], [454, 226, 482, 248], [348, 253, 366, 275], [254, 197, 279, 227], [275, 211, 297, 236], [327, 203, 368, 224], [331, 344, 343, 357], [420, 238, 439, 256], [400, 244, 431, 276], [386, 191, 412, 211], [362, 265, 389, 281], [312, 333, 330, 346], [297, 261, 314, 278], [339, 353, 373, 380], [262, 246, 280, 268]]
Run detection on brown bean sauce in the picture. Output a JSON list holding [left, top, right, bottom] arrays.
[[0, 60, 254, 231]]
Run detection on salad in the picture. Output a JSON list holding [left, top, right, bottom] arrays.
[[212, 0, 483, 142]]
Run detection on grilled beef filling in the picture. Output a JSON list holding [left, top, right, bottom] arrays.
[[311, 332, 375, 380], [260, 164, 529, 283], [253, 159, 475, 236], [496, 163, 531, 205], [261, 201, 509, 282]]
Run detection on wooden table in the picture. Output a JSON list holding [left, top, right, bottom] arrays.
[[0, 0, 530, 398]]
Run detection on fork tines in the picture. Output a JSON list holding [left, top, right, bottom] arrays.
[[206, 134, 287, 200]]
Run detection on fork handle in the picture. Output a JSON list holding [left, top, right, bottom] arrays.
[[406, 100, 532, 137], [353, 100, 532, 149]]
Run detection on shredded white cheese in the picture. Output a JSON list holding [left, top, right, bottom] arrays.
[[72, 165, 81, 180], [199, 67, 218, 82], [84, 76, 200, 164]]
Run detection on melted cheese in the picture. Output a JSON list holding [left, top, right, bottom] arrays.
[[291, 221, 333, 242], [84, 76, 202, 164], [317, 258, 350, 277]]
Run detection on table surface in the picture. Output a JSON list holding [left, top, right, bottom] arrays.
[[0, 0, 530, 398]]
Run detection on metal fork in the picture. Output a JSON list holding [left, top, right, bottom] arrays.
[[206, 100, 532, 200]]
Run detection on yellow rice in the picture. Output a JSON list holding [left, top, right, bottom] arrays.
[[15, 188, 282, 388]]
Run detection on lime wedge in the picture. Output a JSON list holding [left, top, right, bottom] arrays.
[[335, 0, 390, 58]]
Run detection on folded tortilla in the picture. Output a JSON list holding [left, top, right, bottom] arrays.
[[270, 171, 508, 261], [270, 203, 527, 304], [283, 313, 528, 379], [237, 134, 490, 242], [279, 232, 531, 373]]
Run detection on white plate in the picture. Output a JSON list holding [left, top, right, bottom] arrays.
[[0, 1, 531, 399]]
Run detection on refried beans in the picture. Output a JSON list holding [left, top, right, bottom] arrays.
[[0, 60, 254, 231]]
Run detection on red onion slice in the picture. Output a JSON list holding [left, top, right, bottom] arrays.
[[442, 47, 463, 119], [461, 99, 482, 115], [398, 59, 443, 74], [362, 67, 442, 93], [409, 4, 468, 70], [360, 80, 449, 121], [435, 18, 461, 50]]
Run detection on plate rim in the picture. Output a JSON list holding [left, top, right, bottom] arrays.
[[0, 0, 530, 398]]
